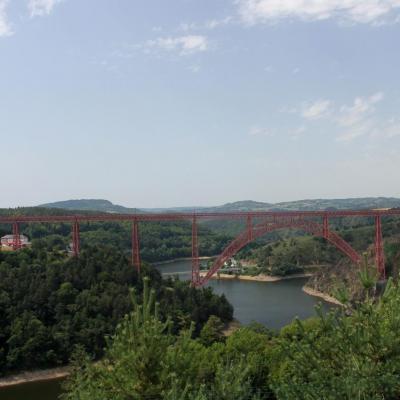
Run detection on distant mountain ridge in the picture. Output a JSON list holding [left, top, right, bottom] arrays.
[[267, 197, 400, 211], [40, 199, 140, 214], [39, 197, 400, 214]]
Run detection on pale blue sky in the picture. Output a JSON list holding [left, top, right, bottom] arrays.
[[1, 0, 400, 208]]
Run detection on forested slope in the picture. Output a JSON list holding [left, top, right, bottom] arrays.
[[63, 273, 400, 400], [0, 245, 232, 376]]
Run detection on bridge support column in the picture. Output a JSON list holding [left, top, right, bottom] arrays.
[[132, 220, 141, 274], [72, 220, 80, 257], [247, 215, 253, 241], [12, 222, 21, 250], [323, 215, 329, 239], [192, 215, 200, 286], [375, 215, 385, 279]]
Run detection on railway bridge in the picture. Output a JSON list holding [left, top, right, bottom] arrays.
[[1, 209, 398, 286]]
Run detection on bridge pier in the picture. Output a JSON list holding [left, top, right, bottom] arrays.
[[72, 220, 80, 257], [12, 222, 21, 250], [192, 215, 200, 286], [323, 215, 329, 239], [132, 220, 141, 274], [375, 215, 385, 279], [247, 215, 253, 241]]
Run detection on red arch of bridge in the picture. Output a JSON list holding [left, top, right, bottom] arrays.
[[196, 218, 362, 287]]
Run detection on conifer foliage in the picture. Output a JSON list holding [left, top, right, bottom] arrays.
[[64, 267, 400, 399], [63, 278, 269, 399]]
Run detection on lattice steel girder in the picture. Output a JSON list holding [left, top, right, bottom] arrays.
[[1, 209, 400, 225], [131, 220, 141, 273], [375, 216, 386, 279], [72, 220, 80, 257], [12, 222, 21, 250], [191, 216, 200, 286]]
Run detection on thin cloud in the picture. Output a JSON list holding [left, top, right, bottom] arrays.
[[205, 16, 234, 29], [292, 92, 392, 142], [237, 0, 400, 25], [334, 92, 384, 141], [290, 126, 307, 140], [28, 0, 63, 17], [248, 126, 274, 137], [336, 121, 373, 142], [0, 0, 12, 37], [302, 99, 332, 120], [180, 16, 233, 31], [145, 35, 208, 55], [189, 64, 201, 73], [338, 92, 384, 127], [384, 119, 400, 138], [369, 118, 400, 139]]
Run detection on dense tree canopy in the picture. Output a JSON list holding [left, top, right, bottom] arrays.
[[0, 245, 232, 376], [64, 274, 400, 400], [269, 278, 400, 399], [63, 279, 272, 400]]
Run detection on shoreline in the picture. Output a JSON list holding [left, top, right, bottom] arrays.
[[199, 272, 312, 283], [0, 367, 70, 389], [302, 286, 343, 306]]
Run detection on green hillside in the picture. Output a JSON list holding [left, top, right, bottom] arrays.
[[40, 199, 140, 214]]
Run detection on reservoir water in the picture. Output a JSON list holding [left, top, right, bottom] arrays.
[[0, 259, 332, 400], [158, 259, 332, 329], [0, 379, 65, 400]]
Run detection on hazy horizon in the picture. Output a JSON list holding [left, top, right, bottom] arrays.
[[5, 193, 400, 210], [30, 195, 400, 211]]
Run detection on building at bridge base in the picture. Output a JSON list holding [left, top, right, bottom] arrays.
[[1, 234, 31, 251]]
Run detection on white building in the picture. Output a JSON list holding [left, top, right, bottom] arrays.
[[222, 258, 242, 274], [1, 234, 30, 249], [223, 258, 238, 268]]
